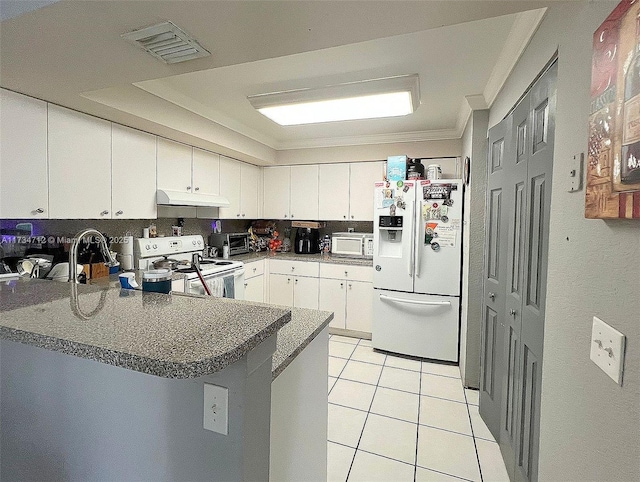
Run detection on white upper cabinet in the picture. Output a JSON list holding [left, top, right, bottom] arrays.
[[319, 163, 350, 220], [48, 105, 112, 219], [241, 163, 260, 219], [0, 89, 49, 219], [111, 125, 157, 219], [157, 138, 192, 193], [192, 148, 220, 196], [263, 166, 290, 219], [349, 161, 383, 221], [290, 165, 319, 220], [219, 156, 241, 218]]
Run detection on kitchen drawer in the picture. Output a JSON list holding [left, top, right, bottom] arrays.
[[244, 259, 265, 279], [319, 263, 373, 282], [269, 259, 319, 277]]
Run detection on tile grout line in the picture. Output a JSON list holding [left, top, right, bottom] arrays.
[[463, 387, 484, 482], [414, 360, 423, 482], [344, 338, 386, 482]]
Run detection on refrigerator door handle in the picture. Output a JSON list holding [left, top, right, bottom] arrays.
[[379, 294, 451, 306], [408, 200, 415, 278], [415, 200, 421, 278]]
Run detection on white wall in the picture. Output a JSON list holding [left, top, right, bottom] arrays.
[[459, 109, 488, 389], [276, 138, 461, 165], [490, 2, 640, 479]]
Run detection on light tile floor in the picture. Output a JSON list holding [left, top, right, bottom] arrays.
[[327, 334, 509, 482]]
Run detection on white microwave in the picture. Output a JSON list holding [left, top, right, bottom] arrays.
[[331, 232, 374, 258]]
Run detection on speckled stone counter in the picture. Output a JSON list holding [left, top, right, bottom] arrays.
[[232, 251, 373, 266], [0, 278, 290, 378], [271, 307, 332, 380]]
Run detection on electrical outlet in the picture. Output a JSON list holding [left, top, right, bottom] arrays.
[[203, 383, 228, 435], [590, 316, 626, 385]]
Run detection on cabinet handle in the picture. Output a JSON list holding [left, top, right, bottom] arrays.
[[284, 214, 288, 218], [34, 208, 45, 214], [115, 210, 123, 216], [237, 214, 240, 217], [489, 292, 495, 301], [242, 213, 245, 217], [348, 283, 352, 289], [343, 215, 346, 219], [340, 282, 344, 287], [244, 283, 248, 288], [291, 214, 294, 218], [291, 267, 295, 271], [187, 186, 191, 191], [287, 278, 291, 283], [509, 309, 517, 316], [295, 279, 298, 284], [195, 187, 200, 191], [100, 210, 109, 216], [345, 270, 348, 276], [351, 215, 354, 219], [253, 267, 257, 272]]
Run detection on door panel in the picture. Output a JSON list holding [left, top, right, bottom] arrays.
[[480, 117, 511, 442], [319, 278, 346, 329]]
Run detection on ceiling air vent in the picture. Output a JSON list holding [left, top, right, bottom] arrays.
[[121, 21, 210, 64]]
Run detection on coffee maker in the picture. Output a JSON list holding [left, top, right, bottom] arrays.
[[294, 228, 320, 254]]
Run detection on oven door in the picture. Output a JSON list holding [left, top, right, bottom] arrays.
[[186, 268, 245, 300]]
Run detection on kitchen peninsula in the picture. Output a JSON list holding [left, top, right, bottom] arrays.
[[0, 278, 331, 481]]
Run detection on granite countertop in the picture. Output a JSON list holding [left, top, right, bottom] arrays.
[[232, 252, 373, 267], [0, 278, 291, 379], [271, 307, 333, 380]]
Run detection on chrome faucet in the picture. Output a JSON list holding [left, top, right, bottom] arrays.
[[68, 229, 116, 283]]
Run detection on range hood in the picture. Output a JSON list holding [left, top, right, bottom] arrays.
[[156, 189, 230, 207]]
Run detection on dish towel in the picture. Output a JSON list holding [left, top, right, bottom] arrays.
[[207, 277, 224, 297], [223, 275, 235, 299]]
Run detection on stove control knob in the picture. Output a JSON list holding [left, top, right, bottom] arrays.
[[145, 245, 150, 250], [192, 240, 196, 245], [153, 244, 157, 249], [197, 240, 202, 245]]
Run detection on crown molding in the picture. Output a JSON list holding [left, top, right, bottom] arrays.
[[483, 8, 547, 107], [274, 128, 461, 150]]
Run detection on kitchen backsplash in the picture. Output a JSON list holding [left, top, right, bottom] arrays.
[[0, 218, 373, 256]]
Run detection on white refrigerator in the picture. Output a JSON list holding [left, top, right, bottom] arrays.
[[372, 179, 463, 361]]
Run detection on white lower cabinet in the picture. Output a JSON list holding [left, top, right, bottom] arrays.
[[318, 265, 374, 334], [243, 260, 265, 303], [268, 274, 318, 309], [345, 280, 374, 333], [319, 278, 346, 329]]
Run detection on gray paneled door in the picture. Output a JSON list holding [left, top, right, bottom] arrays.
[[479, 114, 510, 442], [480, 60, 556, 482]]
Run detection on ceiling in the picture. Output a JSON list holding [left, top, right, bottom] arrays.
[[0, 1, 555, 164]]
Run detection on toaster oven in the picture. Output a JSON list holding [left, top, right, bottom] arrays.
[[208, 232, 250, 256]]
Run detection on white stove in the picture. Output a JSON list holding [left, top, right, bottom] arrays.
[[133, 235, 245, 299]]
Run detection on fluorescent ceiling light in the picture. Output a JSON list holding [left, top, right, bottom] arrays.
[[248, 74, 420, 126]]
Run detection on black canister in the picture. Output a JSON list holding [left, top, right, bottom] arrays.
[[142, 269, 172, 294], [407, 159, 425, 180]]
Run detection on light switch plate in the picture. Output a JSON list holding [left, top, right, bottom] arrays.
[[203, 383, 228, 435], [568, 153, 584, 192], [590, 316, 626, 385]]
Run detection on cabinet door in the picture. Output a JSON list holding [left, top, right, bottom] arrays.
[[290, 165, 319, 220], [112, 125, 157, 219], [319, 163, 349, 220], [244, 274, 264, 303], [48, 105, 111, 219], [263, 166, 290, 219], [319, 278, 346, 329], [219, 156, 241, 218], [241, 163, 260, 219], [293, 276, 319, 310], [349, 161, 383, 221], [0, 90, 48, 218], [269, 273, 294, 306], [157, 138, 192, 193], [346, 281, 373, 333], [192, 148, 220, 196]]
